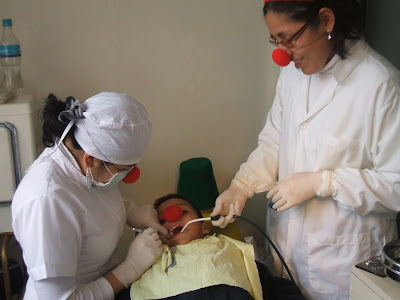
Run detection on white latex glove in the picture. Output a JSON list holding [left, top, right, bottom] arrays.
[[126, 201, 169, 237], [267, 170, 334, 212], [210, 182, 250, 228], [112, 227, 162, 287]]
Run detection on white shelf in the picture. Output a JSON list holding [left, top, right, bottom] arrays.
[[350, 265, 400, 300]]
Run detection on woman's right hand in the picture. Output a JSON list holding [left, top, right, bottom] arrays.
[[112, 227, 162, 287], [125, 202, 169, 237], [210, 183, 249, 228]]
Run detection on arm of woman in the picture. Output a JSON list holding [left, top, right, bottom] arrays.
[[332, 81, 400, 216], [34, 277, 114, 300], [125, 201, 169, 236], [268, 76, 400, 215], [232, 80, 283, 196], [211, 78, 283, 226], [33, 227, 163, 299]]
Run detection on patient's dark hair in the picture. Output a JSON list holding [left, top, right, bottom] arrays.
[[154, 194, 203, 219], [41, 93, 81, 149]]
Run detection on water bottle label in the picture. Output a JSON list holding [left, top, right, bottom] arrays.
[[0, 44, 21, 58]]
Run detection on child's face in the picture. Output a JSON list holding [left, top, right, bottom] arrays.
[[156, 198, 210, 247]]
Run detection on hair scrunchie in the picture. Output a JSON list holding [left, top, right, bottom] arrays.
[[58, 96, 86, 124]]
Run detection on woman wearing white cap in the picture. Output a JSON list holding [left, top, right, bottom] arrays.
[[211, 0, 400, 299], [12, 92, 167, 299]]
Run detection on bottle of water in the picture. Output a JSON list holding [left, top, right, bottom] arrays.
[[0, 18, 23, 92]]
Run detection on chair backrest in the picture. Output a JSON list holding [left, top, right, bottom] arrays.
[[177, 157, 219, 210], [177, 157, 241, 240]]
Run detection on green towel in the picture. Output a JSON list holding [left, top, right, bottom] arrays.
[[177, 157, 219, 210]]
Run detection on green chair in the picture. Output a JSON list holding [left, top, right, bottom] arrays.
[[177, 157, 241, 240]]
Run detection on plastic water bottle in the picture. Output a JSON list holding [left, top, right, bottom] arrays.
[[0, 18, 23, 92]]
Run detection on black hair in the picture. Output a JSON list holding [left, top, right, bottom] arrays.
[[154, 193, 203, 219], [40, 93, 81, 149], [263, 0, 364, 59]]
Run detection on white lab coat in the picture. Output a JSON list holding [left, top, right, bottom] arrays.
[[12, 143, 126, 299], [233, 40, 400, 299]]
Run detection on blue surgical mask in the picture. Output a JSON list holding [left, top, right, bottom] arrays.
[[88, 162, 133, 187]]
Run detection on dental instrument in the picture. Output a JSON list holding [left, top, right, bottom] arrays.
[[180, 215, 238, 233], [132, 227, 143, 233]]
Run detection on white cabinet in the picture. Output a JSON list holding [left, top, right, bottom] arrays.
[[350, 266, 400, 300], [0, 94, 37, 202], [0, 125, 16, 200], [0, 94, 36, 300]]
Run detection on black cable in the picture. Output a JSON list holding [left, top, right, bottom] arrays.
[[234, 215, 296, 283]]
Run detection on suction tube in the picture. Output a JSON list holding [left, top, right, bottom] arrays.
[[235, 215, 295, 283]]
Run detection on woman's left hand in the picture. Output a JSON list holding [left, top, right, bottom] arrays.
[[267, 171, 334, 212], [126, 202, 169, 237]]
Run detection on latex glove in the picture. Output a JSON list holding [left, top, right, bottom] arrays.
[[112, 227, 162, 287], [126, 201, 169, 237], [267, 170, 334, 212], [210, 182, 250, 228]]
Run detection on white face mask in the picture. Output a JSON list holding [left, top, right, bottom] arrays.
[[88, 162, 133, 188]]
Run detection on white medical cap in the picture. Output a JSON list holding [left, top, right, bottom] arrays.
[[74, 92, 151, 165]]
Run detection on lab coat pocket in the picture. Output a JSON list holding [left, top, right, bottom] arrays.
[[314, 136, 364, 171], [307, 232, 370, 295]]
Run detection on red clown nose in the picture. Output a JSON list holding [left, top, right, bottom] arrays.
[[272, 49, 291, 67], [122, 166, 141, 184], [162, 205, 183, 222]]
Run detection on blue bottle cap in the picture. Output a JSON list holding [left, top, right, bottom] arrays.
[[3, 19, 12, 27]]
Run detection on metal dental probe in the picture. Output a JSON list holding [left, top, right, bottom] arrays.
[[180, 215, 238, 232]]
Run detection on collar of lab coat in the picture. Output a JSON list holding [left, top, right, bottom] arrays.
[[332, 39, 368, 85], [291, 39, 368, 121], [51, 142, 87, 187]]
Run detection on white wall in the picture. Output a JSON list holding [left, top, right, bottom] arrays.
[[1, 0, 278, 222]]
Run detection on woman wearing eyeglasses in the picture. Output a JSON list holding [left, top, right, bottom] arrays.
[[211, 0, 400, 299]]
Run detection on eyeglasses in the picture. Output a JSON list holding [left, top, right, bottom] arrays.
[[269, 17, 316, 48], [103, 161, 136, 175]]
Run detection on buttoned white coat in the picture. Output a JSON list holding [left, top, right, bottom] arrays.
[[12, 144, 125, 299], [233, 39, 400, 299]]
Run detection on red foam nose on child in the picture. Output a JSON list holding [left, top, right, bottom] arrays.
[[163, 205, 183, 222]]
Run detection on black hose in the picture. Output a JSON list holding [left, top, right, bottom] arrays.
[[235, 215, 296, 283]]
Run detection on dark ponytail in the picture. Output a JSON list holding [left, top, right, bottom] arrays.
[[263, 0, 364, 59], [40, 93, 81, 149]]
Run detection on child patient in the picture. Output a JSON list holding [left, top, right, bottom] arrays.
[[129, 193, 263, 300], [155, 193, 210, 247]]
